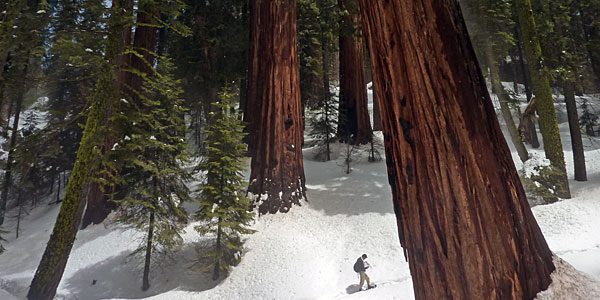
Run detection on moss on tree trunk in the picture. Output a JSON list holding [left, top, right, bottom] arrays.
[[515, 0, 571, 198]]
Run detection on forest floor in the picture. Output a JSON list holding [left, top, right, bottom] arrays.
[[0, 86, 599, 299]]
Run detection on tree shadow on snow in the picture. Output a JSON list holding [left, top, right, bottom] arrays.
[[303, 158, 394, 217], [59, 242, 222, 300]]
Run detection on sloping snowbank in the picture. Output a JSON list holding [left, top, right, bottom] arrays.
[[535, 256, 600, 300]]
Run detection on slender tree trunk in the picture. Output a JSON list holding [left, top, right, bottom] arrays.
[[510, 52, 520, 96], [56, 173, 61, 203], [515, 0, 570, 199], [485, 42, 529, 162], [563, 82, 587, 181], [513, 17, 533, 102], [142, 210, 155, 291], [246, 0, 306, 215], [0, 86, 24, 225], [213, 217, 222, 280], [322, 24, 332, 161], [338, 0, 372, 145], [359, 1, 555, 299]]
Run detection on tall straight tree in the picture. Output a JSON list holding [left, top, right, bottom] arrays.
[[359, 0, 555, 299], [338, 0, 372, 145], [515, 0, 571, 199], [246, 0, 307, 214]]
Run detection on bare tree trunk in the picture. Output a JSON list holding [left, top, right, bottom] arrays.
[[338, 0, 372, 145], [212, 217, 222, 280], [513, 17, 533, 102], [563, 82, 587, 181], [141, 210, 154, 291], [485, 42, 529, 162], [247, 0, 306, 215], [321, 22, 332, 161], [359, 1, 555, 299]]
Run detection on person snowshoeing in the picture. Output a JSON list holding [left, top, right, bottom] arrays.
[[353, 254, 376, 291]]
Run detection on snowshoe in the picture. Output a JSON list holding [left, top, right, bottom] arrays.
[[367, 284, 377, 290]]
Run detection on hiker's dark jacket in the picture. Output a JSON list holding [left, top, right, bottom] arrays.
[[353, 257, 365, 272]]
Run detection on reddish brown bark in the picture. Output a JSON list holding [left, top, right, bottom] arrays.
[[247, 0, 306, 215], [359, 1, 554, 299], [338, 0, 372, 144]]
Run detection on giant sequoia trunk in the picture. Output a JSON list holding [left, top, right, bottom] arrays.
[[563, 82, 587, 181], [515, 0, 571, 199], [358, 1, 555, 299], [246, 0, 306, 214], [81, 0, 157, 228], [484, 42, 529, 163], [338, 0, 372, 145]]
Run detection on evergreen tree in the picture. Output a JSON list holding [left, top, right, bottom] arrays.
[[298, 0, 324, 109], [27, 1, 132, 298], [195, 86, 256, 281], [0, 0, 51, 225], [308, 90, 338, 161], [170, 0, 248, 148], [108, 58, 191, 291]]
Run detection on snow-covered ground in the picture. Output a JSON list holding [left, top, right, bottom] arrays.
[[1, 87, 600, 299]]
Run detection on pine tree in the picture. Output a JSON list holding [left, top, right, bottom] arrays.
[[108, 57, 191, 291], [298, 0, 324, 109], [27, 1, 132, 298], [0, 0, 51, 225], [195, 86, 256, 281], [308, 90, 338, 161]]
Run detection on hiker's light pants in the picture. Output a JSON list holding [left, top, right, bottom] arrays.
[[359, 271, 370, 289]]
